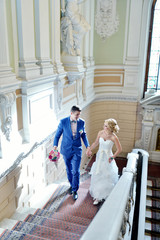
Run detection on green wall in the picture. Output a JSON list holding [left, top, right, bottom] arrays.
[[94, 0, 127, 65]]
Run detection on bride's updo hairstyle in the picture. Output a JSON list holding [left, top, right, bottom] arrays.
[[105, 118, 120, 133]]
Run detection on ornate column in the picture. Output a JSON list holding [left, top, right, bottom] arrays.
[[83, 0, 90, 68], [135, 108, 154, 151], [123, 0, 143, 97], [34, 0, 53, 75], [16, 0, 40, 79], [0, 0, 18, 89], [50, 0, 64, 74], [89, 0, 95, 66], [82, 0, 95, 102]]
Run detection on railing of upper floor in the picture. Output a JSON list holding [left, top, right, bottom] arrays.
[[81, 149, 149, 240], [0, 132, 55, 180]]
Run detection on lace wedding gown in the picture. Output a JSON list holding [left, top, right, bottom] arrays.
[[89, 137, 119, 201]]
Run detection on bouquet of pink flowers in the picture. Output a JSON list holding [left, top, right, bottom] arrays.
[[48, 149, 60, 162]]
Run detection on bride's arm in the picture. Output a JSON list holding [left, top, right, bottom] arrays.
[[90, 131, 101, 151], [110, 135, 122, 161]]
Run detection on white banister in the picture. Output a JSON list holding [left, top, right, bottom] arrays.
[[132, 149, 149, 240], [81, 151, 139, 240]]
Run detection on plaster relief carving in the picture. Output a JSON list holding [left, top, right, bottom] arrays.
[[143, 127, 152, 151], [143, 109, 154, 121], [0, 93, 16, 141], [95, 0, 119, 40], [135, 95, 160, 162], [61, 0, 91, 56]]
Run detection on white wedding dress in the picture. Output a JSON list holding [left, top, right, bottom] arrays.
[[89, 137, 119, 201]]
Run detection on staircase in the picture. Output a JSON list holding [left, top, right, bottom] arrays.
[[0, 172, 99, 240], [145, 178, 160, 240]]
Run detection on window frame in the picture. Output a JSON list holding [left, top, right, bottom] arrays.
[[144, 0, 158, 97]]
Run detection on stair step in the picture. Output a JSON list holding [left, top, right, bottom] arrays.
[[147, 180, 153, 187], [146, 206, 160, 212], [147, 185, 160, 191], [56, 188, 98, 220], [147, 195, 160, 201], [0, 172, 94, 239], [0, 218, 17, 229], [148, 178, 160, 189], [146, 216, 160, 224], [34, 208, 91, 226], [146, 209, 152, 218], [144, 234, 152, 240], [12, 220, 81, 240], [57, 205, 97, 219], [0, 229, 46, 239], [145, 221, 160, 234], [29, 183, 59, 209], [147, 188, 152, 196], [24, 214, 87, 235], [145, 229, 160, 238], [146, 199, 160, 211], [0, 228, 5, 235], [11, 207, 36, 221], [146, 209, 160, 221]]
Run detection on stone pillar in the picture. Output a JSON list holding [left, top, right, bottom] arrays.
[[62, 56, 85, 105], [89, 0, 95, 66], [16, 0, 40, 79], [83, 0, 90, 68], [0, 0, 18, 89], [34, 0, 53, 75], [50, 0, 64, 74], [80, 0, 95, 102], [123, 0, 143, 97]]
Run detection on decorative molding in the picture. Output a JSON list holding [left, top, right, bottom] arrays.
[[135, 95, 160, 160], [95, 0, 119, 40], [94, 94, 138, 103], [0, 93, 16, 141]]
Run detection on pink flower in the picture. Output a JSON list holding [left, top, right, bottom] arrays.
[[48, 149, 60, 162]]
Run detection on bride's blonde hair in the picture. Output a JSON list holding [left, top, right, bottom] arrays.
[[105, 118, 120, 133]]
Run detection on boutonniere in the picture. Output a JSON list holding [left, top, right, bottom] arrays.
[[79, 129, 83, 135]]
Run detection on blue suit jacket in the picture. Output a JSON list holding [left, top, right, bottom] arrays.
[[53, 117, 90, 157]]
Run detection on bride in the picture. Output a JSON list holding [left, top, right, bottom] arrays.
[[89, 118, 122, 205]]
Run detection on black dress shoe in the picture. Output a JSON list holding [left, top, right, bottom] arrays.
[[68, 187, 73, 195], [73, 191, 78, 200]]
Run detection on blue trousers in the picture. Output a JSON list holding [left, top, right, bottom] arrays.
[[63, 153, 81, 192]]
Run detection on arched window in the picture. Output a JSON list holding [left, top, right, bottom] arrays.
[[144, 0, 160, 94]]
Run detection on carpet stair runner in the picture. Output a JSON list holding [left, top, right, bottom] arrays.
[[145, 178, 160, 240], [0, 171, 99, 240]]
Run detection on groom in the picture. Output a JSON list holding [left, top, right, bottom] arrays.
[[53, 105, 91, 200]]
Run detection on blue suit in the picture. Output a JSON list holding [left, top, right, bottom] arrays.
[[53, 116, 90, 191]]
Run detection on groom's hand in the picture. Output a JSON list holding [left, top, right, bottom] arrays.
[[53, 146, 57, 150]]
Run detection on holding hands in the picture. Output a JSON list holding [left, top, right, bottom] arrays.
[[86, 147, 92, 158]]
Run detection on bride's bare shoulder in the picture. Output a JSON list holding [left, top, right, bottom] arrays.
[[111, 133, 118, 141], [98, 130, 104, 136]]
